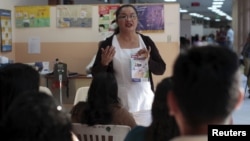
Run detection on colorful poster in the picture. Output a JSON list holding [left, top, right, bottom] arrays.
[[98, 4, 120, 37], [0, 9, 12, 52], [56, 5, 92, 28], [15, 6, 50, 28], [135, 4, 164, 32]]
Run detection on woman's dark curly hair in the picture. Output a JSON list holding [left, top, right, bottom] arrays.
[[145, 77, 179, 141], [81, 72, 120, 125]]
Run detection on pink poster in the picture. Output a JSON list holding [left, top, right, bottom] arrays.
[[98, 5, 120, 33]]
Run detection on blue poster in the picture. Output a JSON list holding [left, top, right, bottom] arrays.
[[0, 9, 12, 52], [135, 4, 164, 32]]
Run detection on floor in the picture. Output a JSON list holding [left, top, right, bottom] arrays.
[[232, 74, 250, 124]]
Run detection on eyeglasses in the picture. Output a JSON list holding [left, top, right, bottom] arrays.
[[118, 14, 137, 20]]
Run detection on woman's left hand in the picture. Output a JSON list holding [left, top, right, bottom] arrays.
[[136, 46, 151, 59]]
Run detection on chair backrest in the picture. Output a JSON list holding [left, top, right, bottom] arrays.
[[73, 86, 89, 105], [39, 86, 53, 96], [72, 123, 131, 141]]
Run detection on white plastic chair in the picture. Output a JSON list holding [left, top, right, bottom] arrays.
[[73, 86, 89, 105], [39, 86, 53, 96], [72, 123, 131, 141]]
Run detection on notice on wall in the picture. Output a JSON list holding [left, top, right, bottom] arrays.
[[28, 37, 40, 54]]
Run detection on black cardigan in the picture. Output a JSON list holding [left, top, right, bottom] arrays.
[[92, 34, 166, 91]]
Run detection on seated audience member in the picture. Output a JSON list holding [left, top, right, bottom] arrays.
[[0, 63, 40, 121], [74, 72, 136, 128], [168, 46, 243, 141], [124, 77, 179, 141], [70, 101, 87, 123], [0, 91, 78, 141]]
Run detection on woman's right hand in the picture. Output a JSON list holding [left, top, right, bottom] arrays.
[[101, 46, 115, 66]]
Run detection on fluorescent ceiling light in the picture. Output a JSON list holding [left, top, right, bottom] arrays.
[[208, 7, 215, 10], [213, 2, 223, 5], [180, 9, 188, 13], [213, 0, 225, 1], [212, 5, 222, 8], [204, 17, 211, 20], [226, 16, 232, 21], [208, 6, 231, 20], [164, 0, 176, 1], [189, 13, 204, 18]]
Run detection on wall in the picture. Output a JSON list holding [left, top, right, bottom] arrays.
[[203, 28, 217, 36], [4, 3, 180, 88], [0, 0, 48, 60], [0, 0, 180, 87], [0, 0, 44, 9], [180, 13, 191, 39], [74, 0, 106, 4], [180, 19, 191, 38], [191, 24, 204, 38]]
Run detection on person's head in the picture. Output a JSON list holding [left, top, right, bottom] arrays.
[[168, 46, 243, 134], [99, 24, 105, 32], [145, 77, 179, 141], [114, 4, 138, 34], [201, 35, 207, 41], [82, 72, 120, 125], [70, 101, 87, 123], [0, 63, 40, 120], [226, 25, 231, 30], [0, 91, 73, 141]]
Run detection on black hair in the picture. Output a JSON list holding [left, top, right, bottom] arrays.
[[145, 77, 179, 141], [81, 72, 120, 125], [0, 63, 40, 121], [0, 91, 72, 141], [172, 46, 240, 127], [99, 24, 105, 28]]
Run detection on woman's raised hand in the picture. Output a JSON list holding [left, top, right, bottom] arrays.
[[101, 46, 116, 66]]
